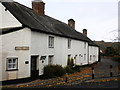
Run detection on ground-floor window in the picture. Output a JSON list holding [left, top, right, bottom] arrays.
[[84, 54, 86, 61], [93, 55, 96, 61], [40, 56, 46, 63], [48, 55, 54, 65], [68, 55, 71, 59], [67, 54, 71, 65], [90, 55, 92, 61], [79, 54, 82, 61], [6, 58, 18, 71]]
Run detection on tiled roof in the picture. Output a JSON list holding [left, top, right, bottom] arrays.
[[1, 1, 98, 46]]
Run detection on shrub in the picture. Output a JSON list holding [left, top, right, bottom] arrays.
[[43, 64, 82, 79], [64, 65, 81, 74], [67, 57, 74, 67], [64, 66, 75, 74], [43, 64, 65, 78], [67, 58, 71, 66], [71, 65, 81, 72]]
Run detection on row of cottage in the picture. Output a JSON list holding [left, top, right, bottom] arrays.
[[0, 0, 99, 81]]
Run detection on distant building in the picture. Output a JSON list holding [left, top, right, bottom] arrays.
[[0, 0, 99, 81]]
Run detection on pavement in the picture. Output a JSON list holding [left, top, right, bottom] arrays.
[[1, 57, 120, 88]]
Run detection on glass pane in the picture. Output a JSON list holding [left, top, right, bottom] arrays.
[[13, 59, 16, 63], [8, 59, 12, 63], [8, 64, 12, 68], [13, 64, 16, 68]]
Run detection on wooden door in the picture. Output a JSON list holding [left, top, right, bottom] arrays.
[[31, 56, 39, 78]]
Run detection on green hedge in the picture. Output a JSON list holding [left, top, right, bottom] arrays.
[[43, 64, 65, 78], [43, 64, 82, 78], [63, 66, 75, 74]]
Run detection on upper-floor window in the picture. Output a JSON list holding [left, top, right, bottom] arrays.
[[6, 58, 18, 71], [84, 42, 86, 49], [68, 39, 71, 49], [48, 36, 54, 48]]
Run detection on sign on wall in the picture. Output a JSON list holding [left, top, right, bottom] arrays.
[[15, 46, 29, 50]]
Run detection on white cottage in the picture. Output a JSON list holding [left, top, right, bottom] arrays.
[[0, 0, 99, 81]]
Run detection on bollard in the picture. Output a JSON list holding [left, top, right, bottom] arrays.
[[92, 67, 94, 79], [65, 73, 68, 82], [110, 65, 113, 77]]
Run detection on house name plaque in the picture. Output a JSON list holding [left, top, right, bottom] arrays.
[[15, 46, 29, 50]]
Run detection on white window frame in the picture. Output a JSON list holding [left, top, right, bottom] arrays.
[[68, 54, 71, 59], [84, 54, 86, 61], [6, 58, 18, 71], [68, 39, 71, 49], [48, 55, 54, 65], [84, 42, 86, 49], [93, 55, 96, 61], [90, 55, 92, 61], [48, 36, 54, 48], [40, 56, 46, 60]]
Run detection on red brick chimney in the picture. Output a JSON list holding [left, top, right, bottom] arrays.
[[32, 0, 45, 16], [68, 19, 75, 29], [83, 29, 87, 36]]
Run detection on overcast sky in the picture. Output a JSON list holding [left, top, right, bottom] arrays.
[[14, 0, 119, 42]]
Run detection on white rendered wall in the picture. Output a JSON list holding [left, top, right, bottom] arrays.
[[0, 2, 99, 81], [67, 40, 88, 66], [0, 3, 22, 29], [31, 31, 89, 75], [1, 29, 99, 81], [1, 28, 31, 81], [89, 46, 99, 64]]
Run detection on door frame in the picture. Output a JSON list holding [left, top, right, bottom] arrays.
[[30, 55, 39, 78]]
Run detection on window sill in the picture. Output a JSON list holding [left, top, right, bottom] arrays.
[[6, 69, 18, 71], [49, 47, 54, 48]]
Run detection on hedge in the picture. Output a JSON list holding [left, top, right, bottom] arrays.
[[43, 64, 81, 78], [43, 64, 65, 78]]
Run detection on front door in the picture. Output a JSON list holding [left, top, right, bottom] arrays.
[[31, 56, 39, 78]]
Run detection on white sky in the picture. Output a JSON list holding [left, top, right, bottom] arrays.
[[14, 0, 119, 42]]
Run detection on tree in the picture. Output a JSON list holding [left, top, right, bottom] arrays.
[[104, 47, 117, 56]]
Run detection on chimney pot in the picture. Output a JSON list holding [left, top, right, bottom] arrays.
[[68, 19, 75, 29], [32, 0, 45, 16], [83, 29, 87, 36]]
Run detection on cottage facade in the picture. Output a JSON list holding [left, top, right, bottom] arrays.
[[0, 0, 99, 81]]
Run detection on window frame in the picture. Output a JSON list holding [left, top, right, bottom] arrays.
[[68, 54, 71, 59], [48, 55, 54, 65], [68, 39, 71, 49], [6, 58, 18, 71], [90, 55, 92, 61], [40, 56, 46, 60], [84, 42, 86, 49], [48, 36, 54, 48], [93, 55, 96, 61], [84, 54, 86, 61]]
